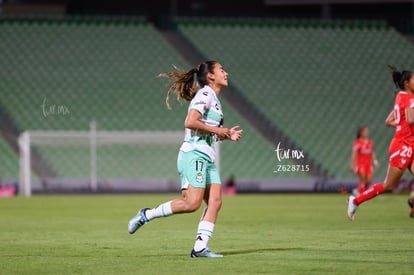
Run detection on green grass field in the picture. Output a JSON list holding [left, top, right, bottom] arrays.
[[1, 194, 413, 274]]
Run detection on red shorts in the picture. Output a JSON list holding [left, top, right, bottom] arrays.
[[388, 138, 414, 169], [354, 164, 373, 176]]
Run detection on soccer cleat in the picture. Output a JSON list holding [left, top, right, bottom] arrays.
[[407, 199, 414, 218], [190, 248, 223, 258], [347, 195, 358, 221], [128, 208, 150, 234]]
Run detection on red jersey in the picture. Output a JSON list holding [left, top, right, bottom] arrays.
[[353, 138, 374, 167], [393, 91, 414, 144], [388, 91, 414, 169]]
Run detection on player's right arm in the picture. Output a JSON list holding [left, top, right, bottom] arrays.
[[350, 149, 357, 172], [350, 141, 358, 172], [185, 109, 230, 139], [385, 110, 396, 127], [372, 151, 379, 169]]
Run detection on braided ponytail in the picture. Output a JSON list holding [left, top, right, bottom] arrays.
[[158, 61, 218, 109], [158, 65, 199, 109]]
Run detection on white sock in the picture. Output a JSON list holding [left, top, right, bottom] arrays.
[[193, 221, 215, 252], [145, 201, 173, 221]]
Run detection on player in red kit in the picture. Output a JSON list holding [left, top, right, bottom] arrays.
[[348, 66, 414, 220], [350, 126, 379, 195]]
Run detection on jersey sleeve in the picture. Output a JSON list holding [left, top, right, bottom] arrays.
[[189, 90, 212, 115]]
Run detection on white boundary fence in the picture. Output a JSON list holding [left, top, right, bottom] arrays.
[[18, 122, 222, 197]]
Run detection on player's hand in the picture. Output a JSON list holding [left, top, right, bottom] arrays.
[[215, 127, 231, 139], [229, 126, 243, 141]]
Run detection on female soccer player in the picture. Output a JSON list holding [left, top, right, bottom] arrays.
[[128, 61, 243, 257], [349, 126, 379, 195], [348, 66, 414, 220]]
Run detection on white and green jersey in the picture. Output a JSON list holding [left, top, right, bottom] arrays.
[[180, 85, 224, 162]]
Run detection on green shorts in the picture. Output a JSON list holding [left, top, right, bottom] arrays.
[[177, 150, 221, 189]]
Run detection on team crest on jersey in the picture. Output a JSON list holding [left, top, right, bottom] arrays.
[[401, 158, 406, 164], [196, 172, 203, 183]]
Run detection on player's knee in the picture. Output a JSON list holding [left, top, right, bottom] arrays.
[[184, 200, 202, 213]]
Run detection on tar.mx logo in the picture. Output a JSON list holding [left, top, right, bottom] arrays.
[[275, 142, 305, 161], [274, 142, 309, 174], [41, 98, 70, 118]]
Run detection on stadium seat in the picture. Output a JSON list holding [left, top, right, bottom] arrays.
[[3, 16, 414, 184], [175, 17, 414, 179], [0, 16, 305, 184]]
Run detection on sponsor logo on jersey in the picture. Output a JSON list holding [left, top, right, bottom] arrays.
[[196, 172, 203, 183]]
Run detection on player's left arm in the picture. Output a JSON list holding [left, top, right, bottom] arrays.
[[405, 108, 414, 124]]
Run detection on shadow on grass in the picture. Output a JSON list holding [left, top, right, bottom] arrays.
[[222, 247, 305, 256], [140, 248, 305, 258]]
